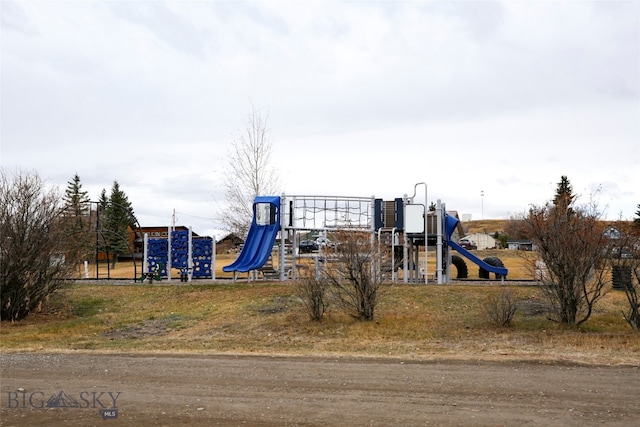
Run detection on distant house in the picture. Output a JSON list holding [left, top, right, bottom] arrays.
[[604, 226, 637, 259], [217, 233, 244, 254], [506, 239, 536, 251], [463, 233, 498, 250], [603, 226, 622, 240]]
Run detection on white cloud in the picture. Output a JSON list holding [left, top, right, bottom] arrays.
[[1, 0, 638, 236]]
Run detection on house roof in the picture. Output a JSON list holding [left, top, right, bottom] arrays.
[[218, 233, 244, 244], [137, 226, 200, 237]]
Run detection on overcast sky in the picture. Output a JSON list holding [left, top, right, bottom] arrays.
[[2, 0, 638, 238]]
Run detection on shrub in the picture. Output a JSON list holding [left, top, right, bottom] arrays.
[[322, 231, 385, 321], [484, 287, 518, 327], [0, 169, 78, 321], [295, 273, 329, 322], [522, 197, 609, 326]]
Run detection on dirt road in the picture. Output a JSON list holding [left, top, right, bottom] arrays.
[[1, 353, 638, 426]]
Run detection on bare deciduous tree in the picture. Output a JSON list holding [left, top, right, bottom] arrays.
[[0, 169, 79, 321], [609, 220, 640, 332], [522, 195, 610, 327], [220, 107, 280, 237], [323, 231, 385, 321], [622, 266, 640, 332], [503, 215, 529, 241]]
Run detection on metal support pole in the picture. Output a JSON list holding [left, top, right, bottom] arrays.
[[423, 184, 428, 284], [167, 225, 172, 282], [403, 194, 408, 283], [391, 227, 397, 283], [212, 237, 216, 282], [280, 195, 287, 281], [371, 195, 376, 282], [188, 226, 193, 282], [436, 199, 443, 284], [143, 233, 149, 275]]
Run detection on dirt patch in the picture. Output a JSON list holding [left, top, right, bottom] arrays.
[[255, 296, 295, 315], [518, 296, 552, 317], [102, 315, 184, 340]]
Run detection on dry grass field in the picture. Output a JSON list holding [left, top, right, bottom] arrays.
[[2, 274, 638, 365]]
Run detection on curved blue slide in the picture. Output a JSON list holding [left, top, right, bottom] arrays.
[[445, 214, 508, 277], [223, 196, 281, 274]]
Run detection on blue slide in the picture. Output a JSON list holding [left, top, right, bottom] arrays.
[[445, 214, 508, 277], [223, 196, 281, 274]]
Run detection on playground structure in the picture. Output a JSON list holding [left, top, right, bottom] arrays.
[[142, 228, 215, 282], [223, 189, 508, 283]]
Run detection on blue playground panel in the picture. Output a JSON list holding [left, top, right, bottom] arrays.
[[146, 231, 214, 279], [171, 229, 189, 269], [192, 237, 213, 278], [147, 238, 168, 276]]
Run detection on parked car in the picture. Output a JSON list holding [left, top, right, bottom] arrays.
[[299, 240, 319, 253], [315, 236, 336, 248], [458, 237, 477, 250]]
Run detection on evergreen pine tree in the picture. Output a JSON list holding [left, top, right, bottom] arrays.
[[634, 204, 640, 228], [63, 173, 90, 219], [96, 188, 109, 261], [62, 174, 92, 263], [98, 187, 108, 230], [102, 181, 137, 265], [553, 175, 575, 214], [98, 188, 108, 205]]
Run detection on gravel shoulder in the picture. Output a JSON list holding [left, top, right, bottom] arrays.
[[1, 352, 639, 426]]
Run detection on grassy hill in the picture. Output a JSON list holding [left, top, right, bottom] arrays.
[[460, 219, 510, 235], [1, 280, 638, 365]]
